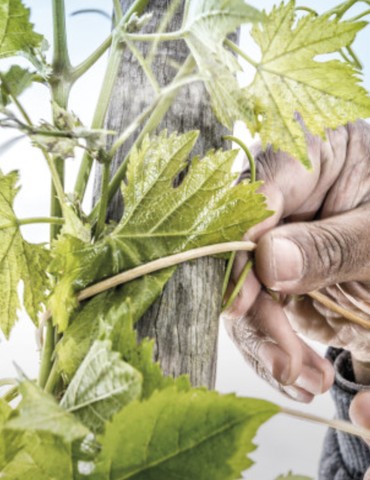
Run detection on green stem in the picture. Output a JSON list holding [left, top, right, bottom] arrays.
[[1, 386, 19, 403], [51, 0, 72, 106], [89, 55, 196, 222], [39, 0, 70, 395], [113, 0, 123, 21], [126, 39, 161, 94], [222, 251, 236, 299], [95, 160, 111, 239], [222, 260, 253, 311], [0, 73, 33, 125], [295, 6, 318, 15], [147, 0, 182, 65], [0, 217, 65, 231], [346, 45, 362, 69], [0, 378, 17, 387], [38, 321, 55, 388], [44, 361, 60, 394], [349, 8, 370, 20], [71, 34, 113, 82], [223, 135, 256, 183], [124, 30, 184, 42], [225, 39, 258, 68], [325, 0, 370, 18], [73, 0, 150, 201]]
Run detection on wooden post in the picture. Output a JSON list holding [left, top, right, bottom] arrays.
[[94, 0, 230, 388]]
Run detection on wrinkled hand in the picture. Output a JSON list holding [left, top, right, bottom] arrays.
[[224, 120, 370, 402]]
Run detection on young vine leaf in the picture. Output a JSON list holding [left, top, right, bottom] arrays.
[[49, 130, 269, 331], [0, 0, 43, 58], [0, 171, 49, 337], [61, 339, 143, 434], [91, 389, 279, 480], [249, 1, 370, 168], [0, 65, 33, 108], [56, 284, 190, 397], [5, 380, 89, 443], [0, 432, 74, 480], [182, 0, 263, 129]]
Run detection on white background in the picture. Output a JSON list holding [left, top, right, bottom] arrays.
[[0, 1, 369, 479]]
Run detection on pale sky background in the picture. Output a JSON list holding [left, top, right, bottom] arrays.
[[0, 1, 369, 479]]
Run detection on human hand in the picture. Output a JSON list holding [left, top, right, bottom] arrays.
[[224, 120, 370, 401]]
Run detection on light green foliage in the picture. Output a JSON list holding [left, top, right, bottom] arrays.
[[249, 1, 370, 167], [182, 0, 263, 128], [6, 380, 89, 443], [0, 382, 88, 478], [0, 0, 42, 58], [0, 171, 49, 337], [0, 65, 33, 107], [92, 389, 279, 480], [61, 340, 142, 433], [1, 432, 73, 480], [49, 130, 269, 330], [55, 269, 174, 381], [108, 300, 191, 399]]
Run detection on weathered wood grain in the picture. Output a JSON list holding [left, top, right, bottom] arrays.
[[94, 0, 232, 388]]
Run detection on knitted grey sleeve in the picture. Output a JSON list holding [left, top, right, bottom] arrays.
[[319, 348, 370, 480]]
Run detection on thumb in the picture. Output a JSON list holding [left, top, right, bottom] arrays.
[[255, 204, 370, 294], [349, 391, 370, 446]]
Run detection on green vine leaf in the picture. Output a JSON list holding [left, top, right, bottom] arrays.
[[0, 171, 49, 337], [61, 339, 143, 434], [249, 0, 370, 167], [0, 65, 33, 108], [56, 281, 190, 396], [6, 380, 89, 443], [49, 130, 269, 331], [0, 432, 73, 480], [0, 0, 43, 58], [182, 0, 263, 129], [91, 389, 279, 479]]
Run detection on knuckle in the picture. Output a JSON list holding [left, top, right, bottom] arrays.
[[306, 224, 352, 278]]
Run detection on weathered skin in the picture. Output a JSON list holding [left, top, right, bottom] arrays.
[[224, 120, 370, 403]]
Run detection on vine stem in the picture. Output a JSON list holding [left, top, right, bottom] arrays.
[[0, 378, 17, 387], [71, 34, 113, 82], [108, 73, 202, 158], [73, 0, 150, 201], [89, 55, 197, 223], [124, 30, 184, 42], [94, 160, 111, 239], [225, 38, 258, 68], [222, 260, 253, 312], [223, 135, 256, 183], [281, 406, 370, 441], [77, 241, 256, 302], [308, 290, 370, 330], [38, 319, 55, 389], [38, 241, 370, 335], [0, 217, 64, 231], [1, 386, 19, 403], [89, 55, 195, 223], [39, 0, 71, 391]]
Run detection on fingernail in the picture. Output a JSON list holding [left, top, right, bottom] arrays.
[[271, 238, 304, 286], [295, 368, 324, 395], [284, 386, 313, 403]]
